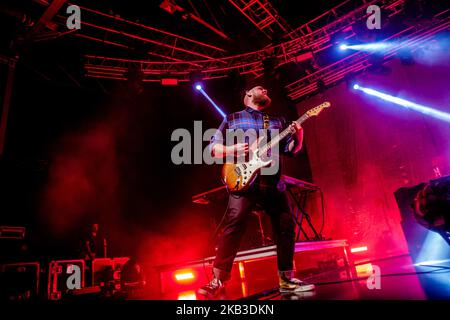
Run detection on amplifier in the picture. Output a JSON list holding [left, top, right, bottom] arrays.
[[0, 262, 40, 300], [0, 226, 25, 239], [47, 259, 85, 300], [0, 226, 27, 263]]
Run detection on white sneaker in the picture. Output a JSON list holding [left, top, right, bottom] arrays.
[[279, 276, 315, 293], [197, 278, 225, 298]]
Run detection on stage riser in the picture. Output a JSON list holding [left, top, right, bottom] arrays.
[[158, 240, 352, 299]]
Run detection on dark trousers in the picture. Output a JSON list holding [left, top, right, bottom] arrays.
[[213, 187, 296, 281]]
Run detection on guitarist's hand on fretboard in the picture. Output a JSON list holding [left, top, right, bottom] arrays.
[[287, 122, 304, 154], [290, 122, 303, 133]]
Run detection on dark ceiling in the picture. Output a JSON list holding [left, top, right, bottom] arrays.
[[0, 0, 447, 97], [0, 0, 346, 87]]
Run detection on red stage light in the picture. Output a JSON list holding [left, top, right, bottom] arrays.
[[174, 269, 196, 282], [161, 78, 178, 85], [160, 0, 178, 14], [177, 290, 197, 300], [295, 51, 313, 63], [239, 262, 248, 297], [241, 281, 248, 297], [355, 263, 373, 277], [238, 262, 246, 280], [351, 246, 368, 253]]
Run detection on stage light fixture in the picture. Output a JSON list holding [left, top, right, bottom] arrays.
[[174, 272, 195, 282], [351, 246, 368, 253], [294, 49, 314, 63], [160, 0, 178, 14], [413, 178, 450, 235], [238, 262, 246, 280], [162, 78, 179, 86], [195, 84, 202, 91], [177, 290, 197, 300], [329, 30, 353, 47], [355, 263, 374, 277], [339, 44, 348, 50]]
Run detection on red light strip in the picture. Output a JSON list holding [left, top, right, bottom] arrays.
[[175, 272, 195, 281], [351, 246, 368, 253]]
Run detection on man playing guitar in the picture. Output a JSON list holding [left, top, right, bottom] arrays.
[[198, 85, 315, 298]]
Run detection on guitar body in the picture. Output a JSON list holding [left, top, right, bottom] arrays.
[[219, 101, 331, 193], [221, 151, 272, 193]]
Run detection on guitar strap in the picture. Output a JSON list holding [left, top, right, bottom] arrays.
[[262, 113, 271, 154], [263, 113, 270, 129]]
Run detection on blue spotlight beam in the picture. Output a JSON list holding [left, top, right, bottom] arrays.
[[197, 87, 226, 118], [341, 42, 393, 52], [354, 85, 450, 123]]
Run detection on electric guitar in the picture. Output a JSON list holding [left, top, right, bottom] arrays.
[[221, 102, 331, 192]]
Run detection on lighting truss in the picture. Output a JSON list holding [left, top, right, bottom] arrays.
[[227, 0, 297, 40], [83, 1, 407, 79], [30, 1, 228, 62], [287, 12, 450, 100], [81, 1, 448, 101]]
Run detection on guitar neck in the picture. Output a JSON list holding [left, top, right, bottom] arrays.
[[259, 113, 309, 155]]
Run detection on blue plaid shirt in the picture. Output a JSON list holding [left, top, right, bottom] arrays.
[[210, 106, 296, 191]]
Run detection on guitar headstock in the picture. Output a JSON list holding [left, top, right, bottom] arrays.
[[306, 101, 331, 117]]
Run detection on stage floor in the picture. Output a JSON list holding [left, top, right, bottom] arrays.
[[151, 255, 450, 300], [249, 256, 450, 300], [148, 241, 450, 300]]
